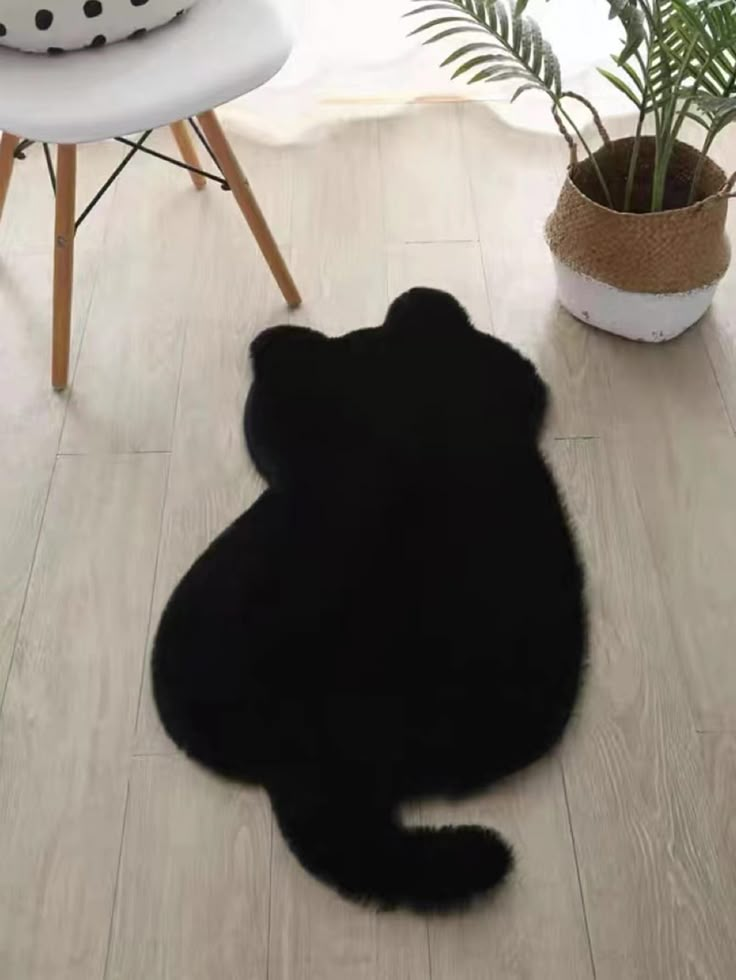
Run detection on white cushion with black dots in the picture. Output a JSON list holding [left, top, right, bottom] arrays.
[[0, 0, 201, 54]]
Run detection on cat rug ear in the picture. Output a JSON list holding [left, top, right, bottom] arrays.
[[384, 287, 473, 331], [250, 324, 327, 378]]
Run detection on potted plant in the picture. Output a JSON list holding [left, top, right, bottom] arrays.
[[408, 0, 736, 341]]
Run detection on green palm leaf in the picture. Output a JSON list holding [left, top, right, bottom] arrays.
[[451, 54, 517, 80], [602, 0, 647, 62], [669, 0, 736, 85], [405, 0, 562, 99], [440, 42, 498, 67], [598, 67, 644, 109], [666, 0, 736, 126], [696, 93, 736, 115]]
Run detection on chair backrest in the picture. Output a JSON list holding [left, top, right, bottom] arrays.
[[0, 0, 200, 54]]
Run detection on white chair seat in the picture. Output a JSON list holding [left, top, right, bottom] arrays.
[[0, 0, 290, 144]]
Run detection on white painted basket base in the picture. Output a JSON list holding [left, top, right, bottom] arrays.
[[552, 257, 719, 343]]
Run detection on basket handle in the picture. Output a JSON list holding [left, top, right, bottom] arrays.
[[561, 93, 612, 147], [552, 103, 578, 167], [717, 170, 736, 199], [552, 95, 612, 169]]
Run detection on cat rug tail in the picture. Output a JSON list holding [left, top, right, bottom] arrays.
[[268, 774, 513, 912]]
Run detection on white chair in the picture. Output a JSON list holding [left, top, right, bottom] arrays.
[[0, 0, 301, 390]]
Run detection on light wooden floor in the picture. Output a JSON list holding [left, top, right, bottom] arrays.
[[1, 105, 736, 980]]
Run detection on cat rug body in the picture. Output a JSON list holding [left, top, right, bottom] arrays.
[[153, 288, 587, 912]]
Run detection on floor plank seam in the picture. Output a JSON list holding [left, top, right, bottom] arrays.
[[456, 107, 498, 335], [452, 102, 494, 337], [560, 760, 598, 980], [475, 236, 497, 335], [700, 330, 736, 437], [456, 103, 482, 247], [402, 238, 479, 245], [131, 280, 190, 739], [60, 181, 118, 414], [626, 464, 712, 736], [56, 449, 172, 458], [374, 119, 391, 319], [286, 143, 296, 293], [101, 776, 132, 980], [0, 453, 58, 715], [376, 118, 392, 317], [553, 435, 598, 442], [265, 809, 275, 980], [66, 254, 104, 391], [132, 448, 173, 740]]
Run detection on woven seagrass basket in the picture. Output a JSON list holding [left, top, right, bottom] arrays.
[[546, 136, 734, 342]]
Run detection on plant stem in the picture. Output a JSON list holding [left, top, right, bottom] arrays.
[[624, 112, 645, 212], [647, 0, 687, 211], [557, 103, 614, 209], [636, 49, 659, 132], [653, 28, 711, 211], [669, 54, 711, 149], [624, 25, 655, 214], [688, 129, 716, 205]]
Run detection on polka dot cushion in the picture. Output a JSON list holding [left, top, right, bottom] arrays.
[[0, 0, 200, 54]]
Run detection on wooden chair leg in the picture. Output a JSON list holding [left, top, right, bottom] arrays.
[[0, 131, 20, 225], [52, 145, 77, 391], [169, 121, 206, 190], [195, 110, 301, 309]]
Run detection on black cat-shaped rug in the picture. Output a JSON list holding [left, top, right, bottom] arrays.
[[152, 287, 587, 912]]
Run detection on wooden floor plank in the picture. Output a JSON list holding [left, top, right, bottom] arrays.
[[699, 734, 736, 867], [0, 140, 119, 256], [424, 760, 593, 980], [380, 104, 477, 245], [106, 756, 271, 980], [701, 289, 736, 434], [0, 456, 52, 700], [627, 431, 736, 732], [134, 257, 284, 753], [289, 119, 388, 332], [59, 129, 293, 454], [701, 128, 736, 432], [0, 249, 101, 697], [0, 454, 167, 980], [58, 132, 209, 454], [556, 438, 736, 980], [268, 831, 430, 980]]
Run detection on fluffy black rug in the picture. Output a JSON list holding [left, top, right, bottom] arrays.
[[152, 287, 587, 912]]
